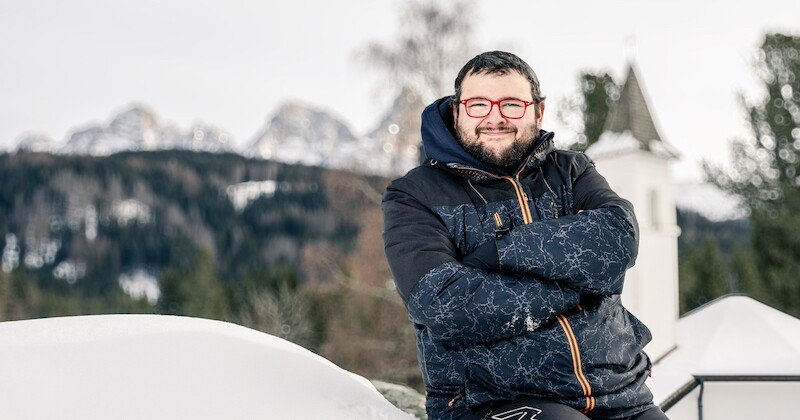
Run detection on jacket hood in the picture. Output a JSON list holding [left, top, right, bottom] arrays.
[[420, 96, 556, 173]]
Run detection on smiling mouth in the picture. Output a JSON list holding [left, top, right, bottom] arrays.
[[479, 130, 514, 137]]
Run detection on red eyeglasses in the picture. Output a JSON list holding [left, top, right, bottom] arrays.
[[459, 97, 536, 119]]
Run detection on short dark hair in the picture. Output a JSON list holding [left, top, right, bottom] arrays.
[[453, 51, 546, 104]]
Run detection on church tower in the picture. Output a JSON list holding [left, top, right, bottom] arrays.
[[585, 64, 681, 362]]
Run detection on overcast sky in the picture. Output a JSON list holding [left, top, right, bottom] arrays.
[[1, 0, 798, 181]]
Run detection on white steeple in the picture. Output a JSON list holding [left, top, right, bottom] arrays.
[[586, 64, 681, 362]]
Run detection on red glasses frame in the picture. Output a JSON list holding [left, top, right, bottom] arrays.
[[459, 97, 536, 119]]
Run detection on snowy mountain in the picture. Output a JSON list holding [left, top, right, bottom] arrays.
[[12, 92, 424, 176], [247, 90, 423, 177], [674, 181, 747, 221], [248, 100, 360, 167], [14, 132, 57, 153], [23, 104, 235, 156], [362, 87, 424, 176]]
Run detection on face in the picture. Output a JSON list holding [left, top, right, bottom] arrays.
[[453, 70, 545, 167]]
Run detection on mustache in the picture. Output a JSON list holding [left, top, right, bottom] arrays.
[[476, 127, 516, 135]]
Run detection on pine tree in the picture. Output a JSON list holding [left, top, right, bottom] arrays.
[[157, 248, 229, 320], [679, 239, 730, 314], [705, 33, 800, 317], [558, 72, 621, 151]]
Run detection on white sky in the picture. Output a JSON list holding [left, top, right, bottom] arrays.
[[1, 0, 798, 181]]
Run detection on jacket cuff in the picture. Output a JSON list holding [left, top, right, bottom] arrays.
[[461, 238, 500, 271], [496, 230, 525, 272]]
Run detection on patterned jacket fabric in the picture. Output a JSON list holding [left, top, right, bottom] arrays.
[[382, 97, 655, 419]]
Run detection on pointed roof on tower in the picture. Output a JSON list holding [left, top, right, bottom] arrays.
[[586, 63, 680, 160], [604, 65, 662, 143]]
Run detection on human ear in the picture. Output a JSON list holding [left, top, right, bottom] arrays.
[[536, 101, 545, 125]]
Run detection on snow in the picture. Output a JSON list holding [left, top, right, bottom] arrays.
[[52, 105, 234, 156], [23, 238, 61, 269], [14, 132, 56, 152], [586, 130, 680, 161], [52, 260, 87, 284], [648, 139, 681, 160], [0, 315, 415, 420], [226, 180, 278, 211], [648, 296, 800, 405], [111, 199, 153, 226], [1, 233, 20, 273], [585, 130, 641, 160], [118, 270, 160, 304], [674, 182, 747, 221]]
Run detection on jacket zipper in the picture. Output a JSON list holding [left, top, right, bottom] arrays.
[[448, 157, 534, 225], [556, 314, 595, 413], [448, 160, 595, 413], [516, 159, 593, 412]]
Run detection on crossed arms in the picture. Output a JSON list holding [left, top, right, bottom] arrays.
[[381, 159, 639, 346]]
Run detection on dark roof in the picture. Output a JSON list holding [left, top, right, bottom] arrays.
[[603, 64, 664, 149]]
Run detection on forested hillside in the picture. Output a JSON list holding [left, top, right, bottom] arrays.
[[0, 150, 421, 388]]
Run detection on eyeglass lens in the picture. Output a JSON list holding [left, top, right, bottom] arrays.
[[464, 99, 527, 118]]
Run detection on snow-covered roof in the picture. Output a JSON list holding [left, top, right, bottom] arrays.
[[586, 130, 641, 159], [585, 130, 681, 161], [0, 315, 414, 420], [648, 295, 800, 406], [587, 64, 680, 161]]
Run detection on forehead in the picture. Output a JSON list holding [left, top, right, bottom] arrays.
[[461, 70, 532, 100]]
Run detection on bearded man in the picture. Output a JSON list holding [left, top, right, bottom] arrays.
[[382, 51, 668, 419]]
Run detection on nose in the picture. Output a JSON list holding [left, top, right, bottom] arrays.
[[484, 103, 507, 125]]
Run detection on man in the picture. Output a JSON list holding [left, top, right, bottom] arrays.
[[382, 51, 668, 419]]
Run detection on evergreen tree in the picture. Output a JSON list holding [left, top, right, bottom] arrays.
[[679, 239, 730, 314], [157, 248, 229, 320], [558, 72, 621, 151], [732, 247, 764, 301], [705, 33, 800, 317]]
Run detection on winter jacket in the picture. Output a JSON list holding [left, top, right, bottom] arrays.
[[382, 97, 655, 419]]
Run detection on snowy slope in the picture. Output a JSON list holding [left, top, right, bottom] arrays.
[[0, 315, 414, 420]]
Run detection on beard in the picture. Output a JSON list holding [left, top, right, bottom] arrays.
[[455, 120, 539, 168]]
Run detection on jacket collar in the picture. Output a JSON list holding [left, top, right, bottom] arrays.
[[420, 96, 556, 177]]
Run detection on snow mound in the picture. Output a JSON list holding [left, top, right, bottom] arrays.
[[0, 315, 415, 420]]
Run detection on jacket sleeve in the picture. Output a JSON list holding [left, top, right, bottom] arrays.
[[494, 155, 639, 295], [382, 177, 580, 345]]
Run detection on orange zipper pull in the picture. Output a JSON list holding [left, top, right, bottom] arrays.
[[448, 394, 461, 408], [493, 212, 503, 228]]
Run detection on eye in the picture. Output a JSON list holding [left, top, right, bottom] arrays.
[[467, 100, 490, 109], [501, 100, 524, 109]]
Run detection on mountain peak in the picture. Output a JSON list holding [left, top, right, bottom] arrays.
[[109, 103, 158, 127], [14, 132, 57, 152], [58, 103, 233, 156], [248, 101, 357, 165]]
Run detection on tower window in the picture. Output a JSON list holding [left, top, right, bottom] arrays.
[[649, 189, 660, 229]]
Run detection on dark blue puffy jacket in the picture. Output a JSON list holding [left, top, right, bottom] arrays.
[[382, 97, 655, 419]]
